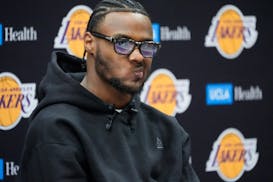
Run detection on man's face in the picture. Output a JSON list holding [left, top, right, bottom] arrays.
[[93, 12, 153, 94]]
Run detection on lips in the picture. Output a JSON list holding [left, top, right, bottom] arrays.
[[134, 68, 144, 80], [135, 71, 144, 79]]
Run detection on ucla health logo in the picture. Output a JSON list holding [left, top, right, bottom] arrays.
[[140, 69, 191, 116], [54, 5, 92, 58], [205, 5, 258, 59], [0, 72, 37, 130], [206, 128, 258, 181], [0, 23, 37, 46], [206, 83, 233, 105], [206, 83, 262, 105], [152, 23, 191, 42], [0, 158, 20, 180]]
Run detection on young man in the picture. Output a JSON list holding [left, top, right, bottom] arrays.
[[19, 0, 199, 181]]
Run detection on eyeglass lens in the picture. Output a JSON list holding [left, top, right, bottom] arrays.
[[114, 38, 158, 58]]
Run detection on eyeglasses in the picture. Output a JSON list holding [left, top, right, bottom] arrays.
[[91, 31, 161, 58]]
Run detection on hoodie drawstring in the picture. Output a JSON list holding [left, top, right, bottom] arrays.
[[105, 112, 118, 131]]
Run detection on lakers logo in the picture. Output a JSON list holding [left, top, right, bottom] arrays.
[[140, 69, 191, 116], [54, 5, 92, 58], [0, 72, 37, 130], [206, 128, 259, 181], [205, 5, 258, 59]]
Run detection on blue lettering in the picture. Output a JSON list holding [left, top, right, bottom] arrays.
[[206, 83, 233, 105]]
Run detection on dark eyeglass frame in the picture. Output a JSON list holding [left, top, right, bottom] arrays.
[[90, 31, 161, 58]]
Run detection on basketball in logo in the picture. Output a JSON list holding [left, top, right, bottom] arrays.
[[205, 5, 258, 59], [54, 5, 93, 58], [140, 69, 191, 116], [0, 72, 37, 130], [206, 128, 259, 181]]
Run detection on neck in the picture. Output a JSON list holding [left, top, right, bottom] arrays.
[[80, 74, 132, 109]]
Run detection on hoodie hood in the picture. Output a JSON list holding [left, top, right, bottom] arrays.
[[31, 51, 140, 121]]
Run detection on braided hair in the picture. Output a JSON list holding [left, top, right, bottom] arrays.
[[86, 0, 150, 32]]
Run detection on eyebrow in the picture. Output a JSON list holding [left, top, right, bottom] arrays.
[[113, 33, 153, 42]]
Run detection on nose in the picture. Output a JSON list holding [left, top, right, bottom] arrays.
[[128, 47, 144, 63]]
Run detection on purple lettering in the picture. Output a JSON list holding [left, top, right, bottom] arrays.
[[21, 94, 31, 113], [61, 21, 70, 44], [71, 27, 83, 40], [151, 91, 168, 104], [211, 20, 220, 42], [6, 94, 14, 108], [238, 149, 246, 162], [220, 26, 236, 38], [15, 94, 24, 108], [219, 149, 246, 164], [212, 145, 221, 166], [220, 150, 232, 163], [0, 95, 6, 108]]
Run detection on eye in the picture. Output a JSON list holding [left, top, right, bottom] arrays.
[[115, 38, 132, 47], [140, 43, 159, 57], [114, 38, 135, 54]]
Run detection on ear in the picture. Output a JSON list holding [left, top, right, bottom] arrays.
[[84, 32, 95, 55]]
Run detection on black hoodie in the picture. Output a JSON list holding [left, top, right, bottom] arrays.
[[19, 52, 199, 182]]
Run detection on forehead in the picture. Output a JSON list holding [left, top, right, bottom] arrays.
[[98, 11, 153, 40]]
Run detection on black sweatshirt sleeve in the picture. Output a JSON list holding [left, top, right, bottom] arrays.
[[181, 136, 200, 182], [20, 143, 89, 182]]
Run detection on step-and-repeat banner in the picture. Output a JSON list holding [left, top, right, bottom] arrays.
[[1, 0, 272, 181]]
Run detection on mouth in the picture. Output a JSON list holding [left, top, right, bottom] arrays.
[[133, 68, 144, 80]]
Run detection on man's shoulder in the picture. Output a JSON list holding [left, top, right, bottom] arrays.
[[32, 103, 77, 120], [25, 103, 86, 146], [28, 103, 84, 132], [140, 102, 175, 121], [139, 102, 189, 141], [139, 102, 184, 131]]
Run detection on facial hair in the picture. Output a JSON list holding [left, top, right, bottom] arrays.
[[94, 49, 146, 95]]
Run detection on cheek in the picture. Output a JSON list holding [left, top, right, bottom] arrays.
[[97, 52, 128, 72], [96, 50, 129, 76], [96, 45, 152, 77], [144, 59, 152, 68], [112, 62, 132, 77]]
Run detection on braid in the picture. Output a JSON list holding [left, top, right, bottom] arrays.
[[86, 0, 150, 32]]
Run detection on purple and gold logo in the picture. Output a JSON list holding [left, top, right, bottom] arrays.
[[205, 5, 258, 59], [140, 69, 191, 116], [206, 128, 259, 181], [54, 5, 92, 58], [0, 72, 37, 130]]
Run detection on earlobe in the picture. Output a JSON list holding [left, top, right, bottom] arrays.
[[84, 32, 95, 55]]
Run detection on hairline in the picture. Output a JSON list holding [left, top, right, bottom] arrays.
[[93, 10, 151, 32], [87, 5, 151, 33]]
